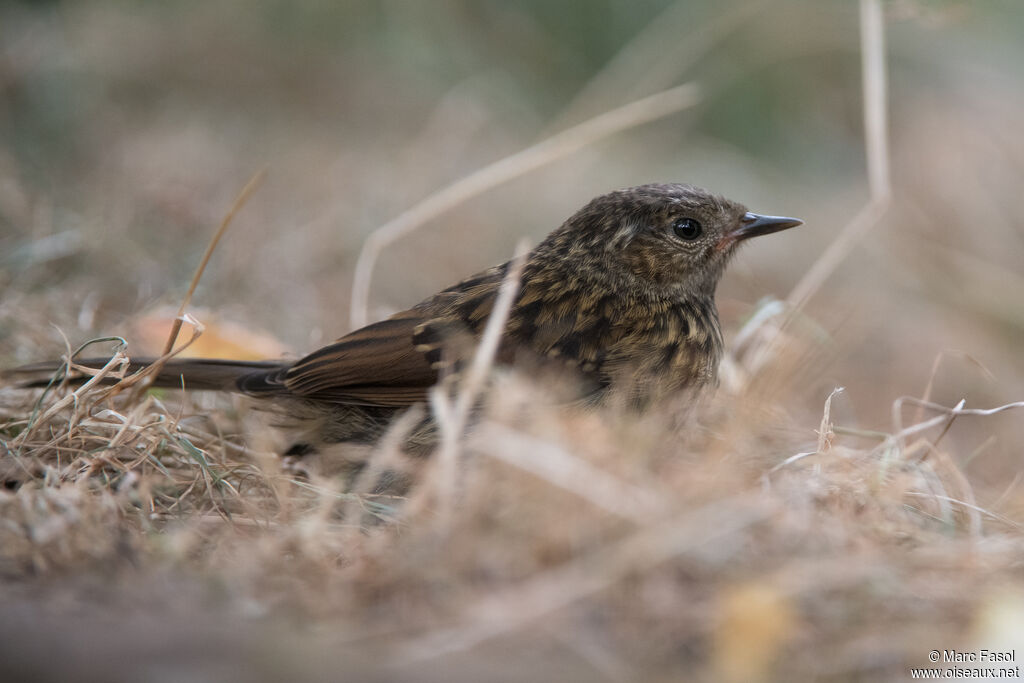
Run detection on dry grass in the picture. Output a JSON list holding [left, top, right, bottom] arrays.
[[3, 308, 1024, 681]]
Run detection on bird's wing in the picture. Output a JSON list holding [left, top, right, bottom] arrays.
[[281, 311, 441, 407], [282, 265, 509, 407]]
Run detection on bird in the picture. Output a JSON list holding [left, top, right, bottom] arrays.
[[9, 183, 801, 482]]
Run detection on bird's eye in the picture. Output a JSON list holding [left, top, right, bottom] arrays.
[[673, 217, 702, 240]]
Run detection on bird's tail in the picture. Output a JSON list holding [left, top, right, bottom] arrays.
[[5, 357, 288, 394]]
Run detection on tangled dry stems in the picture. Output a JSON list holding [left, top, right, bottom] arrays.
[[2, 308, 1022, 680]]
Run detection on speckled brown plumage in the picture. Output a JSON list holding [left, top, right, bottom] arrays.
[[11, 183, 802, 462]]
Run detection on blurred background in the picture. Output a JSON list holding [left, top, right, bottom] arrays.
[[5, 3, 1024, 680], [1, 0, 1023, 470]]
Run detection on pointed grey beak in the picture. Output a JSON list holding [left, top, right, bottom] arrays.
[[732, 212, 803, 241]]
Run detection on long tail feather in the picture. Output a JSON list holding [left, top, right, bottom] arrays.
[[5, 357, 288, 394]]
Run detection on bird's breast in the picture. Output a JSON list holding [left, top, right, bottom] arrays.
[[504, 283, 723, 401]]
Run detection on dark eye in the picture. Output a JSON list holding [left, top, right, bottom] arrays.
[[673, 217, 702, 240]]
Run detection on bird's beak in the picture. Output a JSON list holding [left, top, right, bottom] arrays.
[[731, 212, 803, 241]]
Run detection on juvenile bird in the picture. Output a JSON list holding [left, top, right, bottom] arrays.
[[12, 184, 801, 462]]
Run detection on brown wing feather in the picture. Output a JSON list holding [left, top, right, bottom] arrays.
[[283, 311, 438, 406], [282, 265, 512, 407]]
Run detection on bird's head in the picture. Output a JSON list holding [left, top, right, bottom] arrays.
[[551, 183, 802, 300]]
